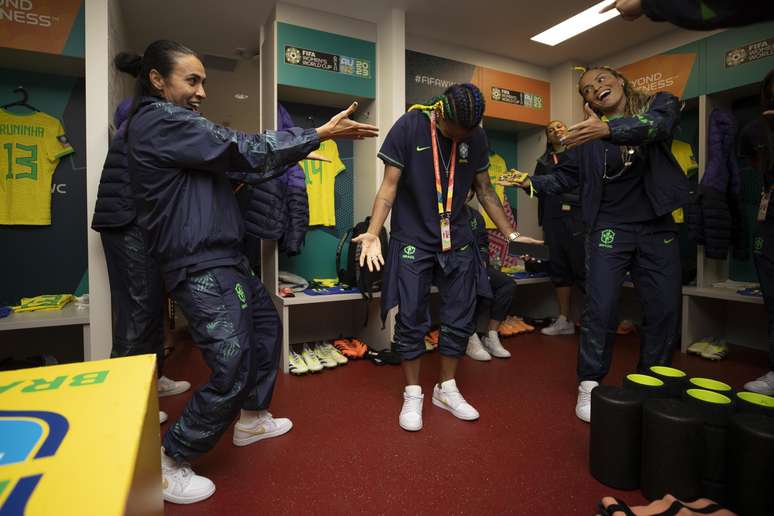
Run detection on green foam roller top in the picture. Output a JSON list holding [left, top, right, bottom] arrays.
[[689, 377, 732, 392], [737, 391, 774, 408], [626, 374, 664, 387], [650, 366, 686, 378], [686, 388, 732, 405]]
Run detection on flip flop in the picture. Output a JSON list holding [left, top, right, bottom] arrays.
[[599, 496, 727, 516]]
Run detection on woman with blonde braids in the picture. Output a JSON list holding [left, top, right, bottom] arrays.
[[504, 67, 688, 423], [354, 83, 541, 431]]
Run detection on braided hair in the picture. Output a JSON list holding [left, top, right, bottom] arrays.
[[409, 83, 486, 129]]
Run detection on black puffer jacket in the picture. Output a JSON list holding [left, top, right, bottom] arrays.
[[242, 103, 310, 255], [687, 109, 748, 260], [91, 123, 133, 231]]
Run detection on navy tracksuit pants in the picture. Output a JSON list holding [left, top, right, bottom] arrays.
[[753, 220, 774, 371], [476, 266, 515, 322], [163, 258, 281, 462], [544, 211, 586, 290], [578, 218, 682, 382], [386, 240, 487, 361], [101, 223, 165, 377]]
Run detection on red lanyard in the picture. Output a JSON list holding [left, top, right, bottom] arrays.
[[430, 112, 457, 251]]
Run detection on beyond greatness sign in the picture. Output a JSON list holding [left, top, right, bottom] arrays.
[[618, 53, 697, 98], [0, 0, 82, 56]]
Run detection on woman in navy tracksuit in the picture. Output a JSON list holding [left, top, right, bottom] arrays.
[[91, 98, 191, 424], [534, 120, 586, 336], [741, 71, 774, 396], [505, 66, 688, 423], [116, 40, 377, 504], [465, 192, 516, 361]]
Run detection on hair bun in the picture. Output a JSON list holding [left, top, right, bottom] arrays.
[[114, 52, 142, 78]]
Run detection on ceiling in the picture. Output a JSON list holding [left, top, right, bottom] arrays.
[[120, 0, 679, 69]]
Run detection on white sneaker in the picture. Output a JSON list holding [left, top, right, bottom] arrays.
[[432, 379, 479, 421], [399, 385, 424, 431], [466, 333, 492, 361], [744, 371, 774, 396], [482, 331, 511, 358], [541, 315, 575, 336], [312, 342, 338, 369], [288, 349, 309, 375], [576, 381, 599, 423], [161, 449, 215, 504], [300, 343, 323, 372], [160, 411, 168, 424], [158, 376, 192, 398], [233, 411, 293, 447]]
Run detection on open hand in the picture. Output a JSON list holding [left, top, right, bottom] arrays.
[[316, 102, 379, 141], [600, 0, 643, 21], [351, 232, 384, 272], [561, 104, 611, 149], [497, 175, 531, 189]]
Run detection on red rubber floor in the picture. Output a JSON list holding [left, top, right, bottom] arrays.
[[160, 329, 766, 515]]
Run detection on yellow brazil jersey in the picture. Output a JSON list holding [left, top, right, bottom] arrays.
[[670, 139, 698, 223], [300, 139, 346, 227], [481, 152, 507, 229], [0, 108, 74, 225]]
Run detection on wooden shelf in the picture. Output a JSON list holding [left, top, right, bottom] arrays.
[[511, 276, 551, 286], [0, 303, 89, 331], [278, 275, 551, 306], [682, 286, 763, 305], [0, 47, 84, 78], [279, 291, 380, 306]]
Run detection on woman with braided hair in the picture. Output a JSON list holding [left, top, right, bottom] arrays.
[[503, 66, 688, 423], [354, 83, 541, 431]]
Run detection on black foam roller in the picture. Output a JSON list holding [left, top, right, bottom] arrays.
[[641, 399, 703, 501], [701, 424, 728, 486], [687, 377, 733, 396], [701, 479, 728, 508], [590, 386, 643, 490], [682, 389, 734, 428], [648, 366, 688, 398], [623, 373, 667, 400], [728, 413, 774, 516], [735, 392, 774, 418]]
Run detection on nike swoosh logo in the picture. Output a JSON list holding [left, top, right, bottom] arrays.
[[664, 238, 675, 244], [416, 146, 431, 152]]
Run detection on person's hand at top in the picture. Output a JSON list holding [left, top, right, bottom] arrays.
[[600, 0, 643, 21], [316, 101, 379, 141], [561, 104, 612, 149]]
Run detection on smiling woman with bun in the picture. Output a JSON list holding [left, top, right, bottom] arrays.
[[501, 66, 687, 424], [114, 39, 378, 505]]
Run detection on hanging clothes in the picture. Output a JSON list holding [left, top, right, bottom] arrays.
[[0, 108, 74, 225], [687, 109, 748, 259], [480, 152, 508, 229], [301, 139, 346, 227]]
